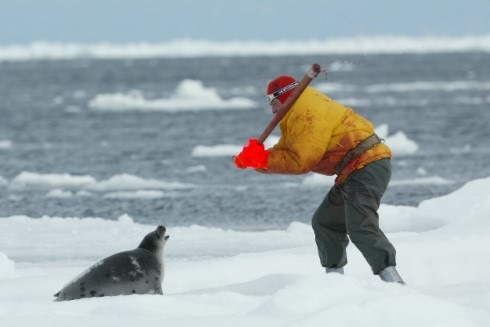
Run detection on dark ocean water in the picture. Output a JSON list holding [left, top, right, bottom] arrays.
[[1, 53, 489, 230]]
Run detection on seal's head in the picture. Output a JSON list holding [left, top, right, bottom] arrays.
[[138, 225, 169, 253]]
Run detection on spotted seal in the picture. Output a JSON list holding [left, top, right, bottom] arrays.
[[54, 225, 169, 301]]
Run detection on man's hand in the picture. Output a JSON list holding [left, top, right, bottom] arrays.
[[234, 139, 270, 169]]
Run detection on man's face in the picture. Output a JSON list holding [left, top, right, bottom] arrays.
[[270, 98, 282, 114]]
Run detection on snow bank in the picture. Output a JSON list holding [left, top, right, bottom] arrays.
[[0, 140, 12, 150], [10, 172, 96, 190], [0, 252, 15, 279], [1, 35, 490, 61], [301, 174, 336, 187], [192, 125, 417, 160], [8, 172, 194, 192], [390, 176, 455, 186], [376, 124, 418, 156], [192, 145, 243, 157], [317, 80, 490, 94], [191, 135, 280, 157], [1, 177, 489, 327], [85, 174, 193, 192], [89, 80, 256, 112]]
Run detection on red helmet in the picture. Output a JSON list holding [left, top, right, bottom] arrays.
[[266, 75, 299, 105]]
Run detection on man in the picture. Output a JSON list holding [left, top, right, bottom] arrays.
[[235, 75, 404, 284]]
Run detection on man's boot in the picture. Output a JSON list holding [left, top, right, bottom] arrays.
[[379, 266, 405, 285], [326, 267, 344, 274]]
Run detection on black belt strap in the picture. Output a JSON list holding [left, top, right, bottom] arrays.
[[335, 134, 383, 175]]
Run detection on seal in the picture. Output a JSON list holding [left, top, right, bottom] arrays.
[[54, 225, 169, 301]]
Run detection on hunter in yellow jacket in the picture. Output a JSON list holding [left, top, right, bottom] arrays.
[[235, 74, 405, 284], [266, 85, 391, 184]]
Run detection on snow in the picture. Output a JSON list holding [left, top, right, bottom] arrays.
[[0, 140, 13, 150], [9, 172, 194, 193], [88, 80, 257, 112], [4, 173, 194, 200], [10, 172, 97, 190], [192, 135, 281, 158], [390, 176, 455, 186], [316, 80, 490, 93], [103, 190, 168, 200], [192, 145, 243, 157], [191, 124, 417, 161], [1, 177, 490, 326], [375, 124, 418, 156], [1, 35, 490, 61]]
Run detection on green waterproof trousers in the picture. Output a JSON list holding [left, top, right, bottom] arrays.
[[311, 158, 396, 274]]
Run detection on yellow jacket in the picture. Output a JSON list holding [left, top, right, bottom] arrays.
[[266, 86, 391, 184]]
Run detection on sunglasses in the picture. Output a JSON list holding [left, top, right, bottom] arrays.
[[266, 81, 299, 105]]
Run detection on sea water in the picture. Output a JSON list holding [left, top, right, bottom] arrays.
[[1, 50, 489, 230]]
